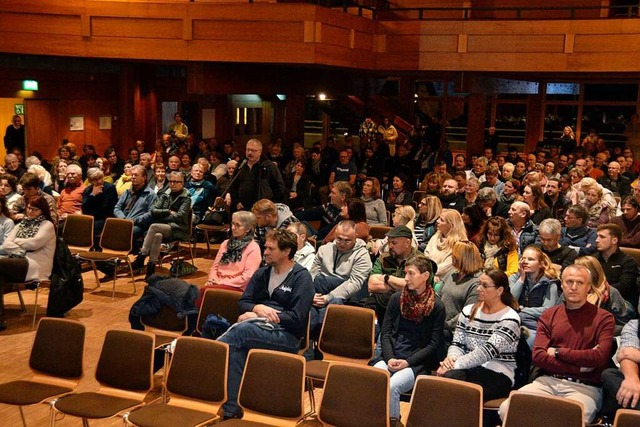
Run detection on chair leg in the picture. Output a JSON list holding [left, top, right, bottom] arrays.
[[16, 285, 26, 313], [204, 230, 211, 255], [304, 377, 317, 418], [126, 260, 136, 295], [32, 286, 39, 328], [90, 261, 100, 290], [19, 406, 27, 427], [82, 418, 90, 427]]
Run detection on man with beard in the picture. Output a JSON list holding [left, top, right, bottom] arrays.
[[544, 178, 570, 223], [438, 178, 465, 213], [365, 225, 421, 324]]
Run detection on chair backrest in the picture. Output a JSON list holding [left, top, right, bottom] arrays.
[[30, 318, 85, 380], [196, 289, 242, 335], [141, 305, 188, 336], [620, 246, 640, 265], [406, 375, 483, 427], [614, 409, 640, 427], [370, 225, 392, 240], [319, 363, 389, 427], [239, 349, 306, 424], [62, 214, 94, 251], [503, 391, 585, 427], [100, 218, 134, 253], [95, 329, 155, 393], [166, 337, 228, 408], [318, 305, 375, 363]]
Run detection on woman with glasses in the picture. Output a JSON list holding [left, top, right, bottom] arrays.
[[196, 210, 261, 306], [114, 161, 134, 196], [374, 255, 446, 426], [0, 196, 56, 330], [185, 163, 217, 224], [414, 195, 441, 250], [476, 217, 519, 277], [131, 171, 192, 279], [437, 268, 520, 402]]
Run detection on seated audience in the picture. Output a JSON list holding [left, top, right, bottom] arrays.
[[476, 187, 509, 219], [196, 211, 262, 306], [366, 225, 422, 324], [286, 221, 316, 271], [375, 255, 446, 425], [538, 218, 578, 271], [131, 171, 191, 279], [601, 318, 640, 415], [510, 245, 560, 347], [522, 183, 552, 225], [611, 196, 640, 247], [599, 160, 632, 199], [544, 177, 570, 222], [251, 199, 299, 252], [581, 182, 613, 227], [323, 198, 370, 244], [215, 159, 236, 194], [560, 204, 598, 255], [476, 216, 519, 277], [361, 177, 388, 226], [149, 163, 169, 195], [499, 178, 520, 206], [295, 181, 351, 239], [81, 168, 117, 238], [438, 177, 465, 212], [573, 256, 634, 334], [437, 241, 483, 342], [424, 208, 468, 278], [217, 229, 313, 420], [499, 265, 615, 424], [310, 220, 372, 336], [12, 173, 58, 225], [185, 163, 217, 225], [0, 173, 21, 213], [438, 268, 520, 401], [284, 159, 310, 211], [56, 164, 86, 228], [414, 195, 441, 250], [0, 196, 56, 330], [463, 177, 480, 206], [596, 223, 639, 310], [385, 172, 412, 213], [508, 201, 539, 255], [114, 161, 133, 196], [0, 196, 15, 254], [462, 204, 487, 241]]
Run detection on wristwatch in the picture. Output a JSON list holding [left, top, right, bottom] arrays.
[[384, 274, 390, 286]]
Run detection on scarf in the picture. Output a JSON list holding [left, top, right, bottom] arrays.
[[400, 284, 436, 322], [219, 233, 254, 265], [16, 215, 46, 239], [483, 242, 501, 270]]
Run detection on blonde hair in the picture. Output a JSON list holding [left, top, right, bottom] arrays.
[[437, 209, 468, 250], [452, 241, 483, 275], [522, 245, 560, 281], [574, 256, 605, 306], [394, 205, 416, 230], [420, 195, 442, 224]]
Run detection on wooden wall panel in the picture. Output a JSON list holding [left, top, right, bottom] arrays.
[[385, 35, 420, 52], [193, 21, 303, 42], [0, 12, 81, 36], [419, 34, 458, 52], [320, 24, 351, 47], [467, 35, 565, 53], [91, 17, 182, 39], [353, 31, 374, 51], [574, 34, 640, 52]]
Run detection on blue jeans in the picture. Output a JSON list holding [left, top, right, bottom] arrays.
[[218, 320, 301, 417], [373, 360, 415, 419]]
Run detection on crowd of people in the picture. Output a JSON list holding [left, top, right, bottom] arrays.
[[2, 112, 640, 425]]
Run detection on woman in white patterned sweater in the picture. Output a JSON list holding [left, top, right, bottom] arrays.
[[437, 268, 521, 401]]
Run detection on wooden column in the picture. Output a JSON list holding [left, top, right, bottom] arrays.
[[525, 92, 544, 154], [285, 94, 306, 143], [466, 93, 486, 156]]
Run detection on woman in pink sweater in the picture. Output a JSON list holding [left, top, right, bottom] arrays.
[[196, 210, 261, 307]]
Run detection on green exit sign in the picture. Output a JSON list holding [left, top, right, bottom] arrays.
[[22, 80, 38, 91]]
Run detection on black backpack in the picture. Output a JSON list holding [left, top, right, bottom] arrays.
[[46, 237, 84, 317]]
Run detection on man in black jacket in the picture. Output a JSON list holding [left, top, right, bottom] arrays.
[[225, 139, 285, 211], [596, 223, 639, 309]]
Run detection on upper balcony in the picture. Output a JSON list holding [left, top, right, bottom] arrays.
[[1, 0, 640, 73]]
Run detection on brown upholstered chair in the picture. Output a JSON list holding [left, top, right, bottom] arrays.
[[0, 318, 85, 427], [6, 278, 48, 328], [62, 214, 94, 255], [217, 349, 306, 426], [317, 363, 390, 427], [160, 212, 196, 271], [406, 375, 483, 427], [370, 225, 392, 240], [51, 329, 155, 426], [613, 409, 640, 427], [621, 246, 640, 265], [305, 304, 376, 414], [502, 391, 585, 427], [78, 217, 136, 298], [124, 337, 229, 427], [194, 288, 241, 337]]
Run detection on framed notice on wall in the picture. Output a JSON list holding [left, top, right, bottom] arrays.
[[99, 115, 112, 130], [69, 115, 84, 131]]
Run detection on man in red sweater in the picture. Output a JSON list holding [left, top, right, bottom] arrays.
[[499, 264, 615, 423]]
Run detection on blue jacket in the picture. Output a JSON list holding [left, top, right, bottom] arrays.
[[511, 219, 539, 255], [509, 273, 560, 330], [114, 185, 157, 227], [239, 263, 314, 339], [560, 225, 597, 255]]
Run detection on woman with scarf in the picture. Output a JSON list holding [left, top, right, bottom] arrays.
[[374, 255, 445, 426], [0, 196, 56, 330], [437, 268, 520, 402], [476, 216, 519, 277], [195, 210, 261, 307]]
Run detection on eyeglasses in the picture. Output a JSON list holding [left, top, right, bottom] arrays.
[[478, 283, 496, 289], [26, 206, 41, 212], [168, 180, 182, 184]]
